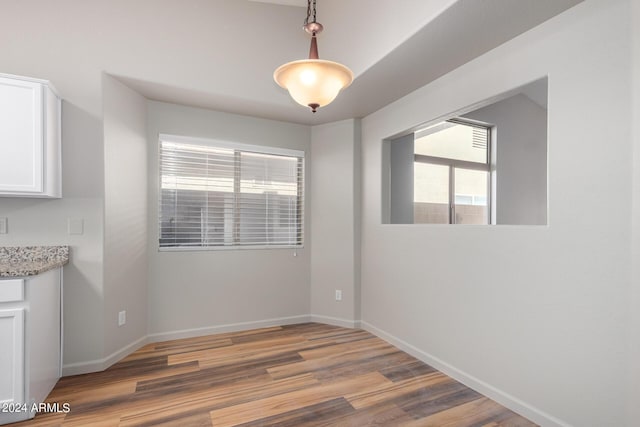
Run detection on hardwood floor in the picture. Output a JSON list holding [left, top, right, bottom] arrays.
[[14, 323, 537, 426]]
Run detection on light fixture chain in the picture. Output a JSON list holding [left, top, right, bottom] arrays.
[[312, 0, 316, 23], [304, 0, 311, 25], [304, 0, 317, 25]]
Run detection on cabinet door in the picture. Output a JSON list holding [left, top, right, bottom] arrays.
[[0, 309, 25, 406], [26, 269, 61, 404], [0, 77, 43, 194]]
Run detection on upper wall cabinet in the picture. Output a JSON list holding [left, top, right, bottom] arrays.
[[0, 73, 61, 198]]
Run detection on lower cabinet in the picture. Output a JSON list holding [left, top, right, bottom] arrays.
[[0, 308, 25, 417], [0, 269, 62, 424]]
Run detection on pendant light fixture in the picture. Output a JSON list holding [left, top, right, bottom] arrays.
[[273, 0, 353, 113]]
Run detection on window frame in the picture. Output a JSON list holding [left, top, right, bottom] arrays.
[[157, 134, 305, 251], [413, 119, 492, 224]]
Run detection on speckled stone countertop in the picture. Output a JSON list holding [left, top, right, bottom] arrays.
[[0, 246, 69, 277]]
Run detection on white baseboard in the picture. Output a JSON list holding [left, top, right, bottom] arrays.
[[360, 321, 571, 427], [61, 315, 568, 427], [147, 315, 311, 342], [309, 314, 360, 329], [62, 335, 150, 376], [62, 315, 310, 376]]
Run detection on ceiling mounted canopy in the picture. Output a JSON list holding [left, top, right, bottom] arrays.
[[273, 0, 353, 113]]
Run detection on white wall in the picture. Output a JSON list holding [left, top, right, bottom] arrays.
[[320, 0, 457, 76], [628, 0, 640, 423], [146, 101, 311, 338], [0, 198, 104, 367], [310, 119, 361, 325], [464, 93, 547, 225], [102, 75, 148, 360], [360, 1, 631, 426], [0, 10, 106, 367]]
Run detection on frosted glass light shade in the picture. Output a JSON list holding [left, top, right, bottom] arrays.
[[274, 59, 353, 111]]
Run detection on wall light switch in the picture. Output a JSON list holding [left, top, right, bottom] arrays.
[[68, 218, 84, 235], [118, 310, 126, 326], [0, 217, 7, 234]]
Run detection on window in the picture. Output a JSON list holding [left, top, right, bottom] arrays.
[[159, 135, 304, 249], [413, 120, 491, 224], [385, 78, 548, 226]]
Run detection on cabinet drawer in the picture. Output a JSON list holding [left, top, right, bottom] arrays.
[[0, 279, 24, 302]]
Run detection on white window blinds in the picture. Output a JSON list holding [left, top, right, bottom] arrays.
[[159, 135, 304, 249]]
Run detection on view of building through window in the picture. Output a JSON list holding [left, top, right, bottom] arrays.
[[159, 138, 304, 249], [413, 120, 490, 224], [386, 78, 547, 226]]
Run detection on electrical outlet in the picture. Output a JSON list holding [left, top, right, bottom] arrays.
[[0, 217, 7, 234], [335, 290, 342, 301], [118, 310, 126, 326]]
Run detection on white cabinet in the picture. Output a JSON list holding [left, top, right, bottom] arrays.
[[0, 308, 25, 415], [0, 73, 61, 198], [0, 270, 62, 425]]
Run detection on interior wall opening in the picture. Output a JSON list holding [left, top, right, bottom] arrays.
[[383, 77, 548, 226]]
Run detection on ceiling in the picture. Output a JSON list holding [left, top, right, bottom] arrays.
[[249, 0, 307, 6], [113, 0, 582, 125]]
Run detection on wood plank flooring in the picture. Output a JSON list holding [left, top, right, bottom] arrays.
[[13, 323, 537, 426]]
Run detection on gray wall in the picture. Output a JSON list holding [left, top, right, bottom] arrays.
[[146, 101, 311, 338], [464, 93, 547, 225], [103, 75, 148, 358], [388, 133, 415, 224], [629, 0, 640, 423], [310, 119, 361, 325], [359, 1, 631, 426]]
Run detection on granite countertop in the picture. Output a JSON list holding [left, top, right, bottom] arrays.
[[0, 246, 69, 278]]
